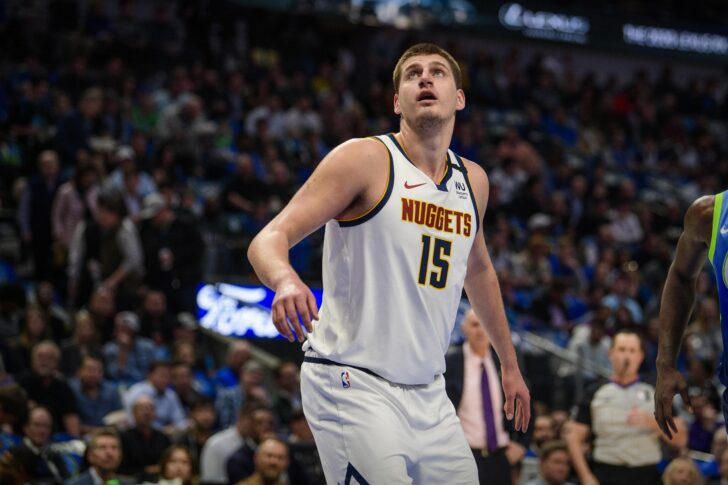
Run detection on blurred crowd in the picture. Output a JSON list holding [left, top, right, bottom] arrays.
[[0, 0, 727, 484]]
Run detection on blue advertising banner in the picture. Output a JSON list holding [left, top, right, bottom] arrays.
[[196, 283, 324, 339]]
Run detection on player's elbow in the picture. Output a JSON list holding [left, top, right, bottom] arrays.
[[247, 231, 264, 267]]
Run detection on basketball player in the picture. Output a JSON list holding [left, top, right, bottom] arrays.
[[248, 43, 530, 483], [655, 193, 724, 437]]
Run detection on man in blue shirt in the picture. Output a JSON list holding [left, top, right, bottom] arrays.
[[69, 353, 123, 433], [213, 340, 251, 389], [124, 360, 187, 434], [102, 311, 156, 385]]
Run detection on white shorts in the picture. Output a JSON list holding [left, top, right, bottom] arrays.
[[301, 352, 478, 484]]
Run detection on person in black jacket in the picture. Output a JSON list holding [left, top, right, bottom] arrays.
[[445, 309, 533, 485], [11, 406, 71, 484], [119, 394, 170, 482], [18, 150, 61, 280], [138, 193, 204, 314]]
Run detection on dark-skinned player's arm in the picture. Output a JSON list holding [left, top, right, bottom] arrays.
[[462, 158, 531, 433], [655, 195, 714, 438], [248, 138, 387, 342]]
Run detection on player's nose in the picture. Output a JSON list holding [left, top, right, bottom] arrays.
[[419, 71, 434, 87]]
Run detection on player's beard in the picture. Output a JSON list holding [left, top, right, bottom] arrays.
[[412, 109, 452, 135]]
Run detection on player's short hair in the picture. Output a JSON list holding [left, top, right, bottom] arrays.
[[392, 43, 462, 94]]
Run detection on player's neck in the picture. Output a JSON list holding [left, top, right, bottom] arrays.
[[396, 123, 452, 181]]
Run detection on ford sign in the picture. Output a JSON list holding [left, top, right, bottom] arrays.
[[196, 283, 324, 339]]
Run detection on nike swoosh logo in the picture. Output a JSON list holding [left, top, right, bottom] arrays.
[[404, 181, 427, 189], [721, 227, 728, 235]]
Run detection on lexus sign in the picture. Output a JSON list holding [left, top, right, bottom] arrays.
[[498, 3, 590, 44]]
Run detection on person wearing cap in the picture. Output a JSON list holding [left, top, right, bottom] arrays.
[[67, 190, 144, 309], [138, 192, 204, 314], [102, 311, 156, 385], [105, 145, 157, 198]]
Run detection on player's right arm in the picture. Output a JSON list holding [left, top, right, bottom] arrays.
[[655, 195, 714, 438], [247, 137, 388, 342]]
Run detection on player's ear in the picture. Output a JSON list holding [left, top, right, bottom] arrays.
[[394, 93, 402, 116], [456, 89, 465, 111]]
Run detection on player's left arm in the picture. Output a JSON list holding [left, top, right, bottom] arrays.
[[462, 159, 531, 432]]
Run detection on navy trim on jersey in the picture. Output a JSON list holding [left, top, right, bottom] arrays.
[[387, 133, 453, 192], [344, 463, 370, 485], [338, 137, 395, 228], [454, 154, 480, 234], [303, 356, 383, 380], [436, 153, 453, 192], [387, 133, 412, 164]]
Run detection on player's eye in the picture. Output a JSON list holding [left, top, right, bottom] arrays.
[[406, 70, 419, 80], [433, 69, 445, 77]]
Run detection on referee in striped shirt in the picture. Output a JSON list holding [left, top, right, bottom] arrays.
[[564, 330, 687, 485]]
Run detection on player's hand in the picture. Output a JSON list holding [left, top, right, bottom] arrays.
[[654, 364, 690, 439], [501, 366, 531, 432], [272, 276, 319, 342]]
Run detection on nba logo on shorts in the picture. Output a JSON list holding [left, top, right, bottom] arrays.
[[341, 370, 351, 388]]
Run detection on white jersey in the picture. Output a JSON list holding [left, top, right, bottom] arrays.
[[306, 133, 479, 385]]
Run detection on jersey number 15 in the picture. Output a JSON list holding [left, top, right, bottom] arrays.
[[418, 234, 451, 289]]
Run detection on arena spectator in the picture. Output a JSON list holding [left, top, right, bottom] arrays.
[[170, 361, 204, 414], [214, 341, 251, 389], [157, 445, 195, 485], [234, 437, 289, 485], [11, 406, 71, 483], [124, 361, 187, 433], [102, 311, 156, 385], [170, 339, 215, 400], [67, 190, 143, 309], [173, 399, 216, 470], [286, 411, 324, 485], [0, 385, 27, 454], [524, 440, 574, 485], [15, 305, 52, 371], [60, 310, 101, 378], [137, 194, 204, 314], [69, 354, 122, 433], [32, 282, 70, 341], [119, 395, 171, 482], [225, 404, 277, 484], [662, 457, 703, 485], [83, 286, 116, 342], [522, 414, 559, 483], [17, 150, 61, 280], [64, 428, 125, 485], [137, 289, 175, 345], [17, 341, 80, 436], [216, 361, 272, 430], [105, 146, 157, 199], [271, 361, 301, 427], [200, 405, 248, 484], [51, 161, 99, 261]]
